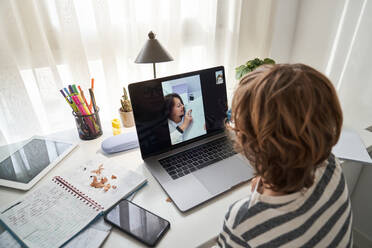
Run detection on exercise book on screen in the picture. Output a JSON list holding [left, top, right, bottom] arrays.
[[0, 155, 147, 248], [128, 66, 254, 212]]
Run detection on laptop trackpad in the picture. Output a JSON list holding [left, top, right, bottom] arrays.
[[193, 155, 253, 195]]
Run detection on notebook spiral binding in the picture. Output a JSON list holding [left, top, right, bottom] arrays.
[[53, 176, 104, 211]]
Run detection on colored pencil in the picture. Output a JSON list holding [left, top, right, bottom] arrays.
[[78, 86, 92, 113], [68, 85, 74, 94], [89, 88, 97, 113], [60, 89, 78, 112], [72, 95, 96, 134], [89, 78, 94, 110], [72, 84, 79, 94]]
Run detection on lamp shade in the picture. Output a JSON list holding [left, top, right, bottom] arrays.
[[135, 31, 173, 63]]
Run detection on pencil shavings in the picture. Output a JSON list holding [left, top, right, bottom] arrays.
[[90, 176, 104, 188], [104, 184, 111, 192], [90, 176, 98, 186], [91, 164, 104, 175], [90, 176, 105, 188], [100, 177, 108, 184], [89, 165, 117, 192]]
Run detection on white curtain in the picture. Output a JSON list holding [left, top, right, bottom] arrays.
[[326, 0, 372, 131], [0, 0, 275, 144]]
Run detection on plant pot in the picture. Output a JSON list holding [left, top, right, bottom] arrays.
[[119, 109, 135, 128]]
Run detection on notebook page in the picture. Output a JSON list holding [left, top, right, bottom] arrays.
[[0, 181, 99, 248], [63, 217, 112, 248], [0, 230, 21, 248], [0, 217, 113, 248], [59, 155, 146, 211]]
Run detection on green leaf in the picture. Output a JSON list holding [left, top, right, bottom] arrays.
[[245, 60, 253, 67], [235, 65, 246, 71], [235, 69, 243, 80], [241, 67, 252, 77], [252, 58, 261, 67], [236, 57, 276, 80], [263, 58, 275, 64]]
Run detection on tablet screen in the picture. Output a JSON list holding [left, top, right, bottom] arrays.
[[0, 138, 73, 184]]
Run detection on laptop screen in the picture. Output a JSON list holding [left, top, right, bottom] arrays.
[[128, 66, 228, 158]]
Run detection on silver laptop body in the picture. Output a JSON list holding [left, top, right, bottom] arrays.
[[129, 66, 254, 212]]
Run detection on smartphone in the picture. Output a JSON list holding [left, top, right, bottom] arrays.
[[104, 199, 170, 247]]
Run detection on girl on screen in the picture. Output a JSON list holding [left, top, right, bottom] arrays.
[[164, 93, 193, 144]]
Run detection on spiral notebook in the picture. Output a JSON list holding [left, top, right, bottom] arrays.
[[0, 156, 147, 248]]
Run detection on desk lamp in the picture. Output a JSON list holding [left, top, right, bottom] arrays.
[[135, 31, 173, 78]]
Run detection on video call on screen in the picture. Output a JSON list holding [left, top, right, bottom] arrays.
[[129, 67, 228, 158]]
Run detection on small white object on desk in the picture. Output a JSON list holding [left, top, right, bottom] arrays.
[[332, 128, 372, 164], [101, 132, 139, 154]]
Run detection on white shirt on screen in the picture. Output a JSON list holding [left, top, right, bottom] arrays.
[[168, 119, 183, 145]]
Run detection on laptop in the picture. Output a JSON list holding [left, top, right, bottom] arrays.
[[128, 66, 254, 212]]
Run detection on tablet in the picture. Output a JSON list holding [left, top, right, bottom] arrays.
[[0, 136, 77, 190]]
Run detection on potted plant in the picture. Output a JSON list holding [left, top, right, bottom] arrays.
[[119, 87, 135, 128], [226, 58, 276, 123], [235, 57, 275, 80]]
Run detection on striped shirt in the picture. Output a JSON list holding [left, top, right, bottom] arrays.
[[217, 154, 352, 248]]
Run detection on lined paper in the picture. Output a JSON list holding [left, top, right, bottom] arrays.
[[0, 217, 112, 248], [0, 181, 99, 248]]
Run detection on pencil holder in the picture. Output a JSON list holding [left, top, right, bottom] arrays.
[[72, 108, 103, 140]]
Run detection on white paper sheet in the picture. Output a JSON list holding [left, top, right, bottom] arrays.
[[332, 128, 372, 164]]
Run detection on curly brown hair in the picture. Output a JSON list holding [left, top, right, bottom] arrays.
[[229, 64, 343, 193]]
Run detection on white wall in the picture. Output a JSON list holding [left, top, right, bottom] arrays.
[[288, 0, 345, 73], [336, 0, 372, 130], [269, 0, 299, 63]]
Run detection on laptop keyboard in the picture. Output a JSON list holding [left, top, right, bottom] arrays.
[[159, 136, 237, 180]]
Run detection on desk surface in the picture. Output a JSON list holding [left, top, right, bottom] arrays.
[[1, 126, 372, 248], [0, 126, 253, 248]]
